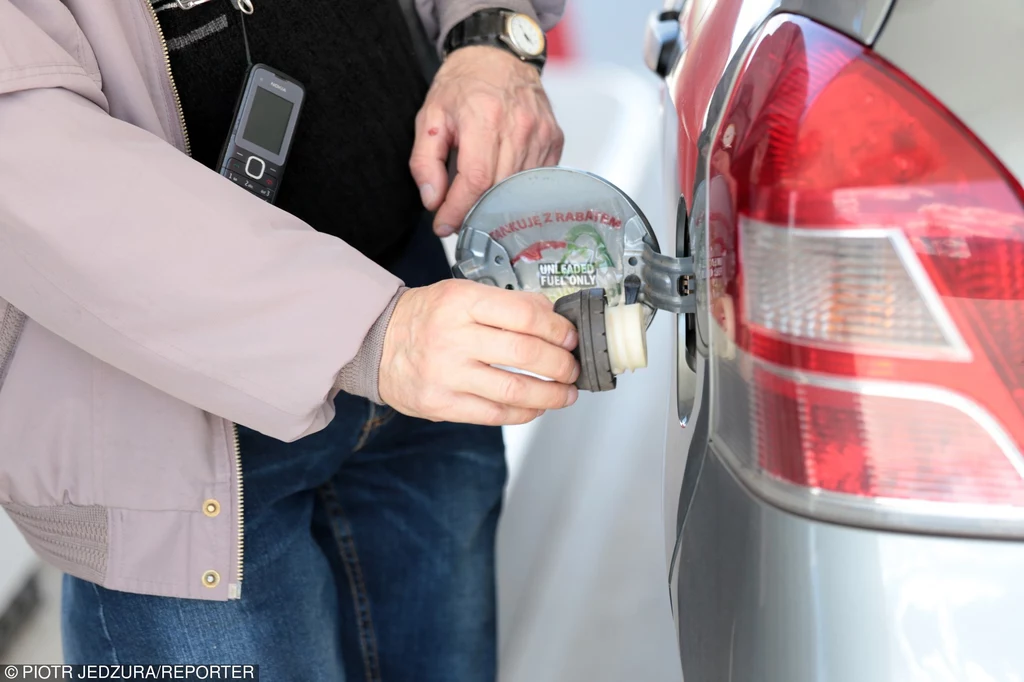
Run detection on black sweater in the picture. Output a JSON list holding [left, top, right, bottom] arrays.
[[154, 0, 429, 264]]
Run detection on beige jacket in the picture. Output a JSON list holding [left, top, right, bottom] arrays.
[[0, 0, 563, 601]]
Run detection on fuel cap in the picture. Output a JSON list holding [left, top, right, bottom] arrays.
[[454, 168, 660, 390], [454, 167, 660, 327]]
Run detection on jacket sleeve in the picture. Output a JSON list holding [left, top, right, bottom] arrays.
[[0, 6, 402, 442], [415, 0, 567, 53]]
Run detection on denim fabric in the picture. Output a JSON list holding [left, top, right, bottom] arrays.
[[62, 220, 507, 681]]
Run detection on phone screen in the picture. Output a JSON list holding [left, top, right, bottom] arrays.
[[242, 86, 294, 155]]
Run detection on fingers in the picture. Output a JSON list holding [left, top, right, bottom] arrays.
[[496, 107, 537, 181], [471, 326, 579, 385], [521, 117, 551, 170], [416, 48, 563, 236], [495, 138, 528, 186], [439, 117, 552, 232], [443, 394, 545, 426], [543, 123, 566, 167], [433, 116, 501, 236], [409, 106, 453, 214], [377, 281, 583, 427], [535, 90, 564, 168], [465, 365, 578, 411], [468, 289, 578, 351]]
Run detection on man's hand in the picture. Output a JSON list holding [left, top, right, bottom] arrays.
[[379, 280, 580, 425], [410, 46, 564, 237]]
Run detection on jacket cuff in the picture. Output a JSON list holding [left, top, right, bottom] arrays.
[[334, 287, 409, 405], [437, 2, 541, 55]]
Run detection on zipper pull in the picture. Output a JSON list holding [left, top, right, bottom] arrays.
[[231, 0, 255, 14], [175, 0, 216, 8]]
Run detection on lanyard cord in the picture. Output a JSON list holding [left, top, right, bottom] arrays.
[[240, 13, 253, 67], [231, 0, 255, 67]]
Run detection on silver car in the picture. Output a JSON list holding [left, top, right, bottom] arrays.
[[647, 1, 1024, 679]]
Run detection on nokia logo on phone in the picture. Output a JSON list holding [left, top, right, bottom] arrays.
[[270, 82, 286, 92]]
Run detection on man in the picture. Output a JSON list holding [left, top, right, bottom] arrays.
[[0, 0, 569, 678]]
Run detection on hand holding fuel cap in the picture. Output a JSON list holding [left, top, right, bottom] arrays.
[[378, 280, 580, 426]]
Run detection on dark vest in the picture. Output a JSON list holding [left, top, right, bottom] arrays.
[[155, 0, 429, 264]]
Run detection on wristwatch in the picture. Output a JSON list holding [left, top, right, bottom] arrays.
[[443, 9, 548, 72]]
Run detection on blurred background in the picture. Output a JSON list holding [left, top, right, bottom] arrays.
[[1, 2, 684, 680]]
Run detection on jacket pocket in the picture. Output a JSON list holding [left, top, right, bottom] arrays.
[[0, 298, 26, 390]]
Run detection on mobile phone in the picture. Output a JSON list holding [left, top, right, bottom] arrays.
[[218, 63, 305, 204]]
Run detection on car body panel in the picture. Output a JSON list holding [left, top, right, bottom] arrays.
[[662, 0, 1024, 679], [874, 0, 1024, 185], [674, 448, 1024, 681]]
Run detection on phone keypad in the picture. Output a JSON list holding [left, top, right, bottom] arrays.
[[222, 149, 280, 203], [245, 156, 266, 179]]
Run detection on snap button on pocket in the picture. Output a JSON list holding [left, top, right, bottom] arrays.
[[203, 499, 221, 517], [202, 570, 220, 588]]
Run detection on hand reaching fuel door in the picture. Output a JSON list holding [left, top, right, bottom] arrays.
[[452, 168, 694, 393]]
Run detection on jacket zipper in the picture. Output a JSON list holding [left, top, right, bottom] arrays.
[[144, 0, 191, 156], [143, 0, 244, 598], [230, 423, 244, 599]]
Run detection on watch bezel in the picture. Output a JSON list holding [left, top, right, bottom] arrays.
[[503, 12, 547, 59]]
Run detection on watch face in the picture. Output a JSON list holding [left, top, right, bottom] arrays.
[[506, 14, 546, 58]]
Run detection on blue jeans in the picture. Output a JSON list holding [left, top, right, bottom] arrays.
[[62, 221, 506, 681]]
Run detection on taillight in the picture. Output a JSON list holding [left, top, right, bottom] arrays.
[[706, 15, 1024, 535]]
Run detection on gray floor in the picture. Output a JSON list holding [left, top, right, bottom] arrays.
[[1, 566, 62, 665]]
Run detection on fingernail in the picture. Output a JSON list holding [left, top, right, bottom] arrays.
[[562, 329, 578, 351], [436, 224, 456, 237], [565, 386, 579, 407], [418, 184, 436, 207], [570, 363, 580, 384]]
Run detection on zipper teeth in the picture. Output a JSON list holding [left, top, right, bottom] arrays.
[[144, 1, 241, 594], [232, 423, 244, 593], [144, 0, 191, 156]]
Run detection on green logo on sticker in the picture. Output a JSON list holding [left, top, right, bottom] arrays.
[[559, 224, 615, 270]]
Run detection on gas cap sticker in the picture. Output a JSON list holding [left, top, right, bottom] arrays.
[[455, 168, 659, 319]]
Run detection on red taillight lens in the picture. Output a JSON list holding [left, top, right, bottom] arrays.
[[707, 16, 1024, 534]]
